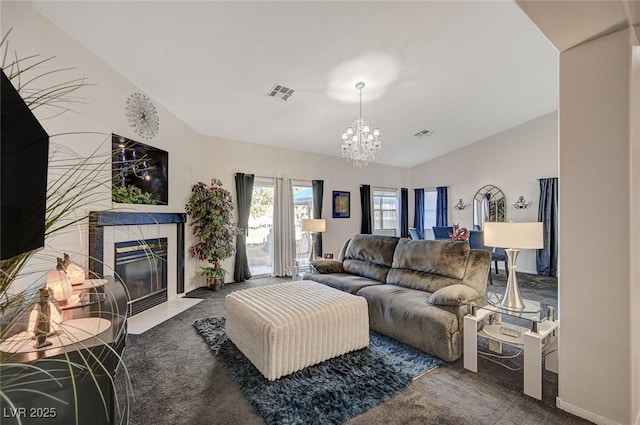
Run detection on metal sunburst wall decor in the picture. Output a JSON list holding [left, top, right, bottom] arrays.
[[125, 93, 159, 139]]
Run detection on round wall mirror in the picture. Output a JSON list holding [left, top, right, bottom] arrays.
[[473, 185, 506, 230]]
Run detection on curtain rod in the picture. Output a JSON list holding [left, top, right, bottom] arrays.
[[372, 185, 400, 191], [536, 177, 558, 180], [247, 174, 313, 184]]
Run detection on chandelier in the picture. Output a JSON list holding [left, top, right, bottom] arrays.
[[340, 82, 381, 167]]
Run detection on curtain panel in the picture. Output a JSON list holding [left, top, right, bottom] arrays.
[[400, 188, 409, 238], [272, 178, 296, 277], [312, 180, 324, 256], [360, 184, 372, 234], [537, 177, 559, 277], [233, 173, 254, 282], [436, 186, 448, 227], [413, 188, 425, 237]]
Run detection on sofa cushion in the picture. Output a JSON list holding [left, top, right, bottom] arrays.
[[342, 234, 400, 282], [386, 239, 470, 292], [304, 273, 383, 295], [310, 259, 344, 274], [428, 284, 482, 306], [392, 239, 470, 279], [356, 284, 462, 362]]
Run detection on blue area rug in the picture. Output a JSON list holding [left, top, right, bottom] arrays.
[[193, 316, 441, 425]]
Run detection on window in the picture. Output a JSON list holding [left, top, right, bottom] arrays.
[[373, 188, 398, 236], [424, 189, 438, 239]]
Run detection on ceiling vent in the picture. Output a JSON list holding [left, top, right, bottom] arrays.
[[414, 130, 435, 139], [267, 84, 295, 102]]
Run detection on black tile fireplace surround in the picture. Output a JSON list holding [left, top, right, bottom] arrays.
[[88, 211, 187, 311]]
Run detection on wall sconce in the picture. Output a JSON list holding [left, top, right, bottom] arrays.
[[454, 199, 467, 210], [513, 196, 532, 209]]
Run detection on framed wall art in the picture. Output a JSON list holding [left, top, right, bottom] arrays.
[[332, 191, 350, 218], [112, 134, 168, 205]]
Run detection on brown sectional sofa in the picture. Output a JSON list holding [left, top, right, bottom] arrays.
[[304, 234, 491, 362]]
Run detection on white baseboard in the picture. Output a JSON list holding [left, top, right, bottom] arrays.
[[556, 397, 623, 425]]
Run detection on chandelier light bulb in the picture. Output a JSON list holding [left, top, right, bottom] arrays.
[[346, 127, 354, 135], [373, 128, 380, 137]]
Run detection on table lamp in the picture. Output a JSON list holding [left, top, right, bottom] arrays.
[[483, 222, 543, 311], [301, 219, 326, 261]]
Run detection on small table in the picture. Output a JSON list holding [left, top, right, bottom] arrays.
[[463, 292, 559, 400]]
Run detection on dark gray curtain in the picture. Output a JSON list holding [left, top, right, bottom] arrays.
[[360, 184, 372, 234], [312, 180, 324, 256], [400, 188, 409, 238], [436, 186, 448, 226], [537, 177, 558, 277], [234, 173, 254, 282], [413, 188, 425, 237]]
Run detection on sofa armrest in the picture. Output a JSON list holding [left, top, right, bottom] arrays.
[[428, 284, 481, 306], [310, 259, 344, 274]]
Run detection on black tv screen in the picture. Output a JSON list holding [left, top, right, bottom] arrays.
[[1, 70, 49, 261], [112, 134, 168, 205]]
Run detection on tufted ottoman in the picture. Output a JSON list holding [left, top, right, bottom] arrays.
[[225, 280, 369, 381]]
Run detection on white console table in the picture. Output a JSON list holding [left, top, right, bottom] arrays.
[[463, 293, 559, 400]]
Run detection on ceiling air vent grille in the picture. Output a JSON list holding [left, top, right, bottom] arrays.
[[267, 84, 295, 102], [414, 130, 435, 139]]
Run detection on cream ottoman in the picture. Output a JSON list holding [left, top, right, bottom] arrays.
[[225, 280, 369, 381]]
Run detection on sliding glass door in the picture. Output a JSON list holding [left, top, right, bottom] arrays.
[[247, 179, 274, 276]]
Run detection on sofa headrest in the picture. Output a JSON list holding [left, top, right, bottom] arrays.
[[391, 239, 470, 280], [344, 234, 400, 267]]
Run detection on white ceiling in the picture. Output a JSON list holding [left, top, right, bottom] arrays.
[[34, 1, 558, 168]]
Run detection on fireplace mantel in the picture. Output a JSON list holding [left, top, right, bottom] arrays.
[[89, 211, 187, 294]]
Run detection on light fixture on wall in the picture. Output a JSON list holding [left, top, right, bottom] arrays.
[[454, 199, 467, 210], [513, 196, 532, 209], [339, 82, 381, 168]]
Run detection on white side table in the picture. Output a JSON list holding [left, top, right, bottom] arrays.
[[463, 293, 559, 400]]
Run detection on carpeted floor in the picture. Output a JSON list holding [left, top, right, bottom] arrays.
[[119, 272, 593, 425], [193, 317, 440, 425]]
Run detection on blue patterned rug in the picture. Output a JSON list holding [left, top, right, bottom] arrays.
[[193, 316, 441, 425]]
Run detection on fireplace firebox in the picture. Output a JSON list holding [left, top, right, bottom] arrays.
[[115, 238, 168, 316]]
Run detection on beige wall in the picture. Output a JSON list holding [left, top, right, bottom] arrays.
[[196, 135, 409, 290], [409, 112, 558, 273], [558, 28, 633, 425], [630, 44, 640, 425], [2, 2, 409, 294], [2, 2, 205, 294]]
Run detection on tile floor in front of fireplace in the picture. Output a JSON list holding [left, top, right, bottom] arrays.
[[127, 297, 203, 334]]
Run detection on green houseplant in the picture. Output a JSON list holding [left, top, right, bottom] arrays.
[[185, 179, 236, 290]]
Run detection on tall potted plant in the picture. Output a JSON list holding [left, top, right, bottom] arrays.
[[185, 178, 236, 290]]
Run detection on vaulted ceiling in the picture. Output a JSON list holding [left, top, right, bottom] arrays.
[[34, 1, 558, 168]]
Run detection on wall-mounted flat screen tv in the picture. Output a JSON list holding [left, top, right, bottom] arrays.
[[112, 134, 168, 205], [1, 70, 49, 261]]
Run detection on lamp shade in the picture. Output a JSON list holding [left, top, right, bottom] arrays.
[[484, 222, 543, 249], [301, 219, 326, 233]]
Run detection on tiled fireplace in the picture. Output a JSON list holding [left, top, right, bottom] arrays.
[[89, 211, 186, 316]]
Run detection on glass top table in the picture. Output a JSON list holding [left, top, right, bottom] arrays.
[[463, 291, 559, 400], [479, 291, 553, 324]]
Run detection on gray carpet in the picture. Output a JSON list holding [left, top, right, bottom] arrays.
[[119, 272, 593, 425], [193, 317, 440, 425]]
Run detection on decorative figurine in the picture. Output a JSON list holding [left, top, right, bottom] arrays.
[[34, 288, 53, 349]]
